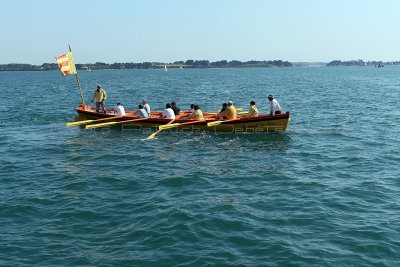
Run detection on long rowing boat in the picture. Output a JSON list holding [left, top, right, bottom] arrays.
[[73, 106, 290, 133]]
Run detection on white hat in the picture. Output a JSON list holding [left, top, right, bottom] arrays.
[[227, 100, 233, 104]]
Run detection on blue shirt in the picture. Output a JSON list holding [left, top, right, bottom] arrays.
[[139, 108, 149, 118]]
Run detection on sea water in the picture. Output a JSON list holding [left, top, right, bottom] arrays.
[[0, 67, 399, 266]]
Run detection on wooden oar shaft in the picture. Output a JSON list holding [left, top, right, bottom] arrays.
[[159, 119, 206, 129], [67, 115, 126, 127], [146, 113, 185, 140], [207, 118, 240, 127], [85, 117, 147, 129]]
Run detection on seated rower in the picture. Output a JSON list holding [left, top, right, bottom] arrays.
[[115, 103, 126, 116], [171, 101, 180, 115], [161, 103, 176, 119], [187, 103, 195, 113], [188, 104, 204, 120], [142, 100, 151, 114], [220, 102, 227, 113], [137, 104, 149, 118], [218, 100, 237, 119], [247, 101, 259, 117]]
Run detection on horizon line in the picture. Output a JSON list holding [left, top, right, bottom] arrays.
[[2, 59, 399, 65]]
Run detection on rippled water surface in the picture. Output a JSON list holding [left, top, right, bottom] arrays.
[[0, 67, 399, 266]]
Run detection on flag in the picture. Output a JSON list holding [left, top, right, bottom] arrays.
[[55, 52, 77, 76]]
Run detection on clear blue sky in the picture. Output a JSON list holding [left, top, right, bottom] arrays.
[[1, 0, 399, 64]]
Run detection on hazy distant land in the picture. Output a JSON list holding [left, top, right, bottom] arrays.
[[1, 59, 399, 71], [0, 60, 291, 71]]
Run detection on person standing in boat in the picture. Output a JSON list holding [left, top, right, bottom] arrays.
[[248, 101, 259, 117], [137, 104, 150, 118], [161, 103, 176, 119], [171, 101, 180, 115], [91, 85, 107, 113], [218, 100, 237, 119], [188, 104, 204, 120], [268, 95, 282, 115], [142, 100, 151, 114], [115, 103, 126, 116]]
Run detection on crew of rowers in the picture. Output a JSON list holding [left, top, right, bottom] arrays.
[[113, 95, 281, 121], [92, 84, 282, 119]]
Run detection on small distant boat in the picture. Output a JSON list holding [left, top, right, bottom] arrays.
[[164, 64, 168, 71], [180, 66, 183, 70], [88, 67, 92, 72]]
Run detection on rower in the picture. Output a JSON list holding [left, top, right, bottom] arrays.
[[218, 100, 237, 119], [171, 101, 180, 115], [247, 101, 259, 117], [115, 103, 126, 116], [142, 100, 151, 114], [161, 103, 176, 119], [137, 104, 149, 118], [188, 104, 204, 120]]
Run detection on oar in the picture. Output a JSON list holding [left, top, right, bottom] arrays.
[[85, 117, 148, 129], [207, 118, 240, 127], [67, 116, 126, 127], [146, 113, 185, 140], [159, 120, 206, 130]]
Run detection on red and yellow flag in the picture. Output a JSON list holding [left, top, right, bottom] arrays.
[[55, 52, 77, 76]]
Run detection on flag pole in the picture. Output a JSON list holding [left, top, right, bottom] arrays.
[[68, 44, 86, 107]]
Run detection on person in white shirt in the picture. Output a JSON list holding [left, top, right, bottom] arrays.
[[116, 103, 126, 116], [161, 103, 175, 119], [268, 95, 282, 115], [142, 100, 151, 114]]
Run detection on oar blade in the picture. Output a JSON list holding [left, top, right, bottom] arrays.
[[207, 121, 222, 127], [85, 121, 119, 129], [159, 123, 181, 130], [146, 132, 158, 140], [66, 120, 94, 127]]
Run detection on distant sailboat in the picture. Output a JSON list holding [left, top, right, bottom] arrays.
[[179, 66, 183, 70], [88, 67, 92, 72], [164, 64, 168, 71]]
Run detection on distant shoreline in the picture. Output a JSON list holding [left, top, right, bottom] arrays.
[[0, 60, 292, 72], [1, 59, 400, 71]]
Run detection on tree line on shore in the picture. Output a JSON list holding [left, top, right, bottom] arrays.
[[0, 60, 292, 71], [326, 60, 400, 66], [2, 59, 400, 71]]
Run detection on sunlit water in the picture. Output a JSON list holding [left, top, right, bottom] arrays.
[[0, 67, 399, 266]]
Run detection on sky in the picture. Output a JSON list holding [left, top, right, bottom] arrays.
[[1, 0, 399, 64]]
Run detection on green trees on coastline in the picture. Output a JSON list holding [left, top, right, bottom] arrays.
[[3, 59, 400, 71], [326, 60, 400, 66], [0, 59, 292, 71]]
